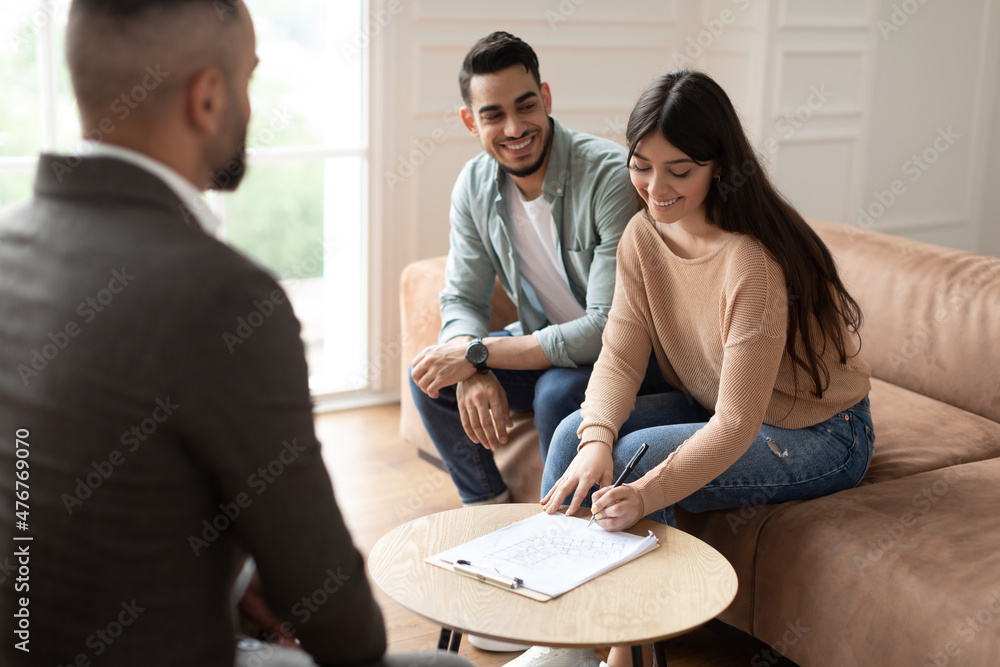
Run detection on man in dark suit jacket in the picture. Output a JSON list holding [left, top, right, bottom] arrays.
[[0, 2, 463, 666]]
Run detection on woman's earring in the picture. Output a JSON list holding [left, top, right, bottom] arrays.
[[713, 175, 721, 183]]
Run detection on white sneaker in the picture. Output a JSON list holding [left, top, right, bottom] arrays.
[[234, 636, 317, 666], [501, 646, 600, 667], [467, 634, 530, 652]]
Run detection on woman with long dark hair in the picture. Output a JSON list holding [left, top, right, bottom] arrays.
[[526, 69, 872, 667], [535, 70, 875, 665]]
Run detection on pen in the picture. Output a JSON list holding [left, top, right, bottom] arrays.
[[588, 442, 649, 527]]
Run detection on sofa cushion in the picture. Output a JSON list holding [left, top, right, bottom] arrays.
[[865, 378, 1000, 485], [676, 377, 1000, 637], [750, 458, 1000, 666], [811, 218, 1000, 423]]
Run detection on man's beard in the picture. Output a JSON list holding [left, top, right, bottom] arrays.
[[496, 119, 554, 179], [208, 128, 248, 192]]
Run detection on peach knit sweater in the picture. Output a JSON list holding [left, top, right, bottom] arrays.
[[578, 213, 871, 516]]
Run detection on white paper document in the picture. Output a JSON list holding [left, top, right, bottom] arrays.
[[428, 512, 659, 599]]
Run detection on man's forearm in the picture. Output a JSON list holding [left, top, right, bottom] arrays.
[[481, 334, 551, 370], [418, 333, 551, 396]]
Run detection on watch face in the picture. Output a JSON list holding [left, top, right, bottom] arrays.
[[466, 341, 488, 366]]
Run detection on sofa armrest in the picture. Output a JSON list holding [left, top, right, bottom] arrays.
[[398, 257, 519, 455]]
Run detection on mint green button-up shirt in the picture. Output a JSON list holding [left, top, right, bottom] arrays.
[[439, 117, 639, 367]]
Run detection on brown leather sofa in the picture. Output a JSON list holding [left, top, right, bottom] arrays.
[[399, 219, 1000, 666]]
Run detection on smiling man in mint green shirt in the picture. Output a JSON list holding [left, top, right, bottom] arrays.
[[409, 32, 641, 515]]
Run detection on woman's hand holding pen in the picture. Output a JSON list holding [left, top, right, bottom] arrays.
[[591, 485, 644, 532], [540, 442, 613, 516]]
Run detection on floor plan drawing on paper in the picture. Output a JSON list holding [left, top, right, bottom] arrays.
[[428, 512, 659, 598], [491, 535, 626, 567]]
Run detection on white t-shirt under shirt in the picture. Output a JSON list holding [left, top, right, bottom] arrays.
[[504, 177, 586, 326]]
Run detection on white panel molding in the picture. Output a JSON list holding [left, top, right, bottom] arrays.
[[699, 46, 765, 132], [413, 0, 679, 24], [776, 0, 873, 29], [772, 133, 858, 222], [770, 45, 867, 117], [774, 130, 859, 145], [699, 0, 767, 31], [414, 42, 675, 116]]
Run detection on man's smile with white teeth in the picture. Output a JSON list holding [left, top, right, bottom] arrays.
[[504, 135, 535, 151]]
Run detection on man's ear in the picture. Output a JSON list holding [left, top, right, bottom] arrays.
[[541, 82, 552, 116], [187, 67, 226, 136], [459, 107, 479, 137]]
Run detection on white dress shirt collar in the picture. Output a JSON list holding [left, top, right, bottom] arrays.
[[79, 141, 221, 237]]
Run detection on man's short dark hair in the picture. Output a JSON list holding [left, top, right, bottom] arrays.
[[459, 31, 541, 108], [70, 0, 232, 17], [67, 0, 243, 120]]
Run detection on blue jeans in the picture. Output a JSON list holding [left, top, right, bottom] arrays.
[[542, 391, 874, 526], [410, 335, 671, 504]]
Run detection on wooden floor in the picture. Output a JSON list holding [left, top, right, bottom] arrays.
[[314, 404, 759, 667]]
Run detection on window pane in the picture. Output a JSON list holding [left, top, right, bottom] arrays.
[[315, 156, 365, 394], [221, 156, 365, 392], [245, 0, 363, 150], [0, 3, 42, 157], [0, 172, 34, 208], [225, 160, 325, 278], [53, 6, 82, 153]]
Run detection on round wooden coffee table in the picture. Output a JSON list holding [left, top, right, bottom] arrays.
[[369, 504, 737, 666]]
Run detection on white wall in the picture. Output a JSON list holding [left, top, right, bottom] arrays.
[[369, 0, 999, 395]]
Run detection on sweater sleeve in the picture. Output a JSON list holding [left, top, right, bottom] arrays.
[[632, 248, 789, 515], [576, 223, 652, 450]]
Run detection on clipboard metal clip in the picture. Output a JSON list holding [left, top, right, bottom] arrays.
[[454, 560, 523, 589]]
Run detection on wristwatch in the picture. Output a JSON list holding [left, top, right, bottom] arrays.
[[465, 338, 489, 374]]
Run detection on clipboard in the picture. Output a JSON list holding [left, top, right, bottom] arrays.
[[425, 555, 554, 601], [425, 512, 659, 602]]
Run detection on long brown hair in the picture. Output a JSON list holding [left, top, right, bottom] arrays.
[[625, 70, 862, 398]]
